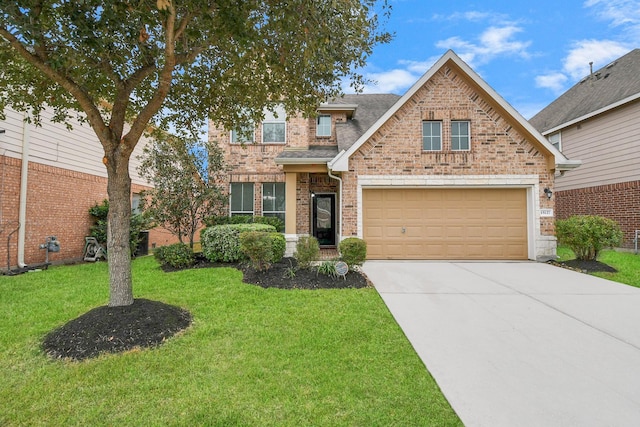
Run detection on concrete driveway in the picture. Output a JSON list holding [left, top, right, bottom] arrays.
[[363, 261, 640, 427]]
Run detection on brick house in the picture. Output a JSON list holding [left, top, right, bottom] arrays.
[[530, 48, 640, 249], [0, 107, 178, 270], [211, 50, 580, 260]]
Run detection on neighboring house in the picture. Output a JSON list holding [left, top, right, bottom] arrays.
[[0, 107, 177, 270], [530, 48, 640, 249], [209, 50, 580, 261]]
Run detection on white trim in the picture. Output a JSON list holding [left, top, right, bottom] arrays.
[[356, 174, 544, 260], [541, 92, 640, 135], [328, 50, 578, 172]]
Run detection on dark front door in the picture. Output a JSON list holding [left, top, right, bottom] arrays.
[[313, 194, 336, 246]]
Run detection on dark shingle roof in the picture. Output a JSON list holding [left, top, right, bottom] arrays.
[[529, 49, 640, 133], [334, 94, 401, 151], [275, 146, 338, 162]]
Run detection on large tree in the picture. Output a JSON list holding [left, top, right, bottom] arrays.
[[0, 1, 390, 306], [138, 133, 226, 248]]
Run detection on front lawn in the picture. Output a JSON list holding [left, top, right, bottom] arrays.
[[556, 246, 640, 288], [0, 257, 461, 426]]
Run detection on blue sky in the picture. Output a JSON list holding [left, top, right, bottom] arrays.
[[351, 0, 640, 118]]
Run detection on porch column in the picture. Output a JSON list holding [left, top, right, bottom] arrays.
[[285, 172, 297, 234]]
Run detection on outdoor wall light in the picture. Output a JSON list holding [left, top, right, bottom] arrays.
[[544, 188, 553, 199], [310, 191, 316, 198]]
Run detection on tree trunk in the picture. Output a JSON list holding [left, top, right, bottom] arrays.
[[105, 146, 134, 307]]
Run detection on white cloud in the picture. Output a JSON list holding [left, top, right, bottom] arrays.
[[361, 68, 417, 93], [585, 0, 640, 28], [535, 73, 568, 94], [436, 26, 531, 67], [563, 39, 630, 79]]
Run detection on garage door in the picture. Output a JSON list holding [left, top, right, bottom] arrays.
[[363, 188, 528, 260]]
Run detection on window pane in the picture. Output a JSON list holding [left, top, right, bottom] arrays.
[[317, 115, 331, 136], [422, 121, 441, 151], [231, 125, 254, 143], [230, 183, 243, 211], [263, 123, 285, 143], [451, 121, 469, 151], [262, 183, 275, 212], [275, 183, 286, 211], [242, 184, 254, 212]]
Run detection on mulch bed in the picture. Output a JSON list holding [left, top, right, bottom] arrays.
[[548, 259, 618, 273], [43, 256, 368, 361], [42, 299, 192, 361]]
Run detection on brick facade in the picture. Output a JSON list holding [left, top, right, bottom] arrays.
[[556, 180, 640, 249], [0, 155, 179, 269], [212, 55, 560, 259]]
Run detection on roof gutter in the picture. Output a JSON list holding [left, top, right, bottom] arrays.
[[274, 157, 335, 165]]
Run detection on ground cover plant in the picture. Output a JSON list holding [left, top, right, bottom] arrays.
[[0, 257, 461, 426]]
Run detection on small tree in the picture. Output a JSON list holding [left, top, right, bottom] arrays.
[[138, 132, 226, 248], [556, 215, 623, 261]]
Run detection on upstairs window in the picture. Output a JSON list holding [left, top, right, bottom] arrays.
[[422, 121, 442, 151], [316, 114, 331, 137], [230, 183, 254, 216], [451, 121, 470, 151], [231, 125, 255, 144], [262, 105, 287, 143], [548, 132, 561, 151]]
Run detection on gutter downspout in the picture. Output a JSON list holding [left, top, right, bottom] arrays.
[[327, 167, 343, 246], [17, 113, 30, 267]]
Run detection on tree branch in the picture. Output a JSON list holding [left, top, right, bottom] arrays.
[[0, 27, 112, 145]]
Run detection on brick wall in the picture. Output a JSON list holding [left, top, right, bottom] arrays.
[[0, 155, 181, 269], [556, 180, 640, 249]]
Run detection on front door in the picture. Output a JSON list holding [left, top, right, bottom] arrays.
[[313, 194, 336, 247]]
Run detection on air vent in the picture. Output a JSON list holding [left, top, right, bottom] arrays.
[[606, 61, 617, 69]]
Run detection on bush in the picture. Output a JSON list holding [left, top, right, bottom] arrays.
[[269, 232, 286, 263], [154, 243, 195, 269], [339, 237, 367, 267], [294, 236, 319, 269], [239, 231, 274, 271], [556, 215, 623, 261], [203, 215, 284, 232], [201, 223, 276, 262]]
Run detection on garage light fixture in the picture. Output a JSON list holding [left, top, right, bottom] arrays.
[[544, 188, 553, 199]]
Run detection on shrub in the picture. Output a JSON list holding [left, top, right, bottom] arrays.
[[201, 223, 276, 262], [316, 260, 338, 279], [556, 215, 623, 261], [339, 237, 367, 267], [239, 231, 274, 271], [269, 232, 286, 263], [88, 199, 151, 257], [294, 236, 319, 269], [203, 215, 284, 232], [154, 243, 195, 269]]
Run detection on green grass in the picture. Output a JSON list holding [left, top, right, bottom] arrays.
[[557, 246, 640, 288], [0, 257, 461, 426]]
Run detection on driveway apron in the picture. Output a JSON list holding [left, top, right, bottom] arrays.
[[364, 261, 640, 427]]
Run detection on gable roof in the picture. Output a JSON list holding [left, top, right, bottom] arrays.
[[529, 49, 640, 134], [329, 50, 579, 172]]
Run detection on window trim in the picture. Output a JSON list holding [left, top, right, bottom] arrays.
[[548, 132, 561, 151], [230, 182, 254, 216], [316, 114, 332, 137], [451, 120, 470, 151], [261, 182, 285, 223], [422, 120, 442, 151]]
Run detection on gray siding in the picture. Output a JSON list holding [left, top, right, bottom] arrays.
[[0, 107, 151, 186], [555, 100, 640, 191]]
